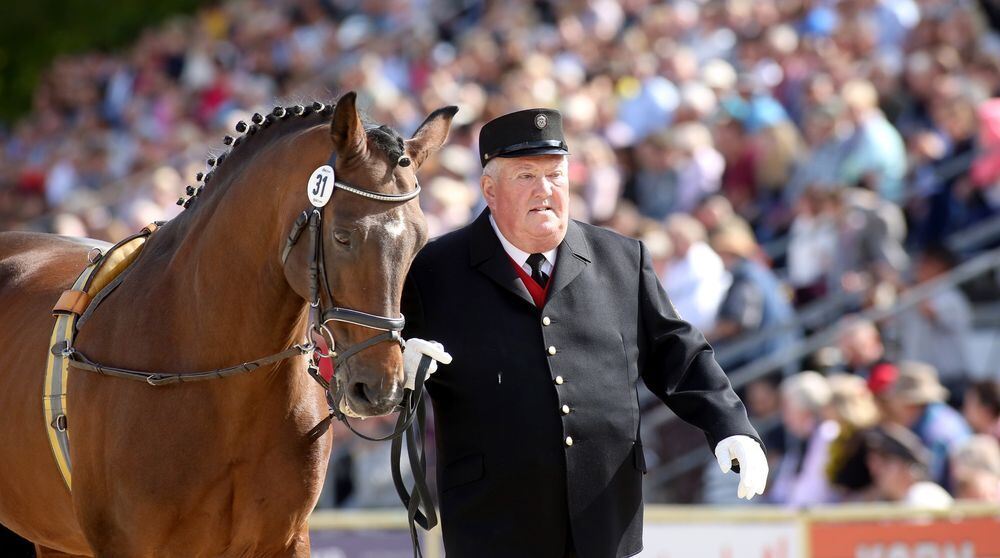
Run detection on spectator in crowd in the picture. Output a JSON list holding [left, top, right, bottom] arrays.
[[660, 214, 730, 332], [786, 100, 849, 202], [970, 99, 1000, 214], [915, 84, 989, 245], [707, 221, 798, 365], [865, 424, 953, 509], [693, 194, 738, 237], [838, 79, 908, 203], [883, 361, 972, 490], [770, 371, 839, 506], [893, 245, 973, 401], [631, 132, 679, 220], [786, 187, 838, 304], [669, 122, 724, 215], [826, 374, 881, 501], [712, 115, 758, 220], [963, 380, 1000, 440], [829, 188, 909, 300], [836, 317, 888, 377], [951, 435, 1000, 503]]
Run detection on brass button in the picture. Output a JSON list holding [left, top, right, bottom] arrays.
[[547, 346, 557, 355], [565, 436, 574, 447], [542, 316, 551, 326], [555, 376, 564, 385], [561, 404, 570, 415]]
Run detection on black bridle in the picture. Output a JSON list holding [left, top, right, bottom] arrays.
[[279, 148, 418, 406], [280, 149, 438, 555]]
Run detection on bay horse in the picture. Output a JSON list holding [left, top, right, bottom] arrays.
[[0, 91, 457, 557]]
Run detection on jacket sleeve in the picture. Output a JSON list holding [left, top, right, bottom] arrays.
[[636, 240, 763, 454], [401, 269, 425, 342]]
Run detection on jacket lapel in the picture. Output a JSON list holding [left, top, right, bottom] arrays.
[[546, 220, 591, 303], [468, 209, 535, 307]]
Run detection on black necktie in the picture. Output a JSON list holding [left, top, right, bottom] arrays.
[[526, 253, 549, 288]]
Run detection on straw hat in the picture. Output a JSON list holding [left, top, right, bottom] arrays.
[[886, 361, 949, 405], [710, 220, 758, 259]]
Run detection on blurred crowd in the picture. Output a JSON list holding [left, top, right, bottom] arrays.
[[761, 354, 1000, 507], [2, 0, 1000, 506]]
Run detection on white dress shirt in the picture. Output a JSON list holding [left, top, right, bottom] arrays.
[[489, 214, 557, 277]]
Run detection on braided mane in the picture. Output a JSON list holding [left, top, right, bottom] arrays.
[[176, 101, 406, 209]]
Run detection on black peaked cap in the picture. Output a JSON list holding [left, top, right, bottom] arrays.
[[479, 108, 569, 168]]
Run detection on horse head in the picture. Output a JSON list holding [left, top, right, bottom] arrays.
[[281, 92, 457, 417]]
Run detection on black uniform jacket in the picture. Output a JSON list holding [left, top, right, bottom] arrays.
[[402, 209, 760, 558]]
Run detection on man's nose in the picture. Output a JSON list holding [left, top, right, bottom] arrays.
[[536, 177, 554, 196]]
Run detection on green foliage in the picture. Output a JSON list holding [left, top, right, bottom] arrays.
[[0, 0, 205, 125]]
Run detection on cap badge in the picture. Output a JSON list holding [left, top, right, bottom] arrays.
[[534, 114, 547, 129]]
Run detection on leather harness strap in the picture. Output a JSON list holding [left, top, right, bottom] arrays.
[[52, 290, 91, 316], [57, 341, 314, 386], [43, 222, 165, 489]]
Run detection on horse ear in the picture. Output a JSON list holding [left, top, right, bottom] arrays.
[[330, 91, 367, 158], [404, 106, 459, 169]]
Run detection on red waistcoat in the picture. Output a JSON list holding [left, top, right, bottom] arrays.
[[506, 254, 551, 307]]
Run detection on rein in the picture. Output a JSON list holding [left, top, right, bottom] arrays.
[[58, 148, 440, 557]]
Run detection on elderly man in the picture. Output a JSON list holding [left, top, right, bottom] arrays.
[[402, 109, 767, 558]]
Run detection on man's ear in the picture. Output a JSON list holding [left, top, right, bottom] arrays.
[[481, 172, 496, 209], [404, 106, 459, 169]]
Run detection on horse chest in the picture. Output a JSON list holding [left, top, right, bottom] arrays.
[[70, 374, 332, 553]]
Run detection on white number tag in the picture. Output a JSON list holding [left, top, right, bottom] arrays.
[[308, 165, 335, 207]]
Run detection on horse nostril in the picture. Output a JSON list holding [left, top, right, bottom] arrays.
[[363, 383, 384, 405], [351, 382, 371, 405]]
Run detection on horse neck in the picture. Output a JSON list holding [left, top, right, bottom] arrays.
[[96, 146, 316, 370]]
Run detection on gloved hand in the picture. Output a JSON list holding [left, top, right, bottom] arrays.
[[714, 435, 768, 501], [403, 338, 453, 391]]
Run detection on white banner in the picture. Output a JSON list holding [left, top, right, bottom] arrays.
[[640, 521, 801, 558]]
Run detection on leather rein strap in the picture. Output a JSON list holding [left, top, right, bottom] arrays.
[[56, 342, 313, 386], [60, 148, 438, 556]]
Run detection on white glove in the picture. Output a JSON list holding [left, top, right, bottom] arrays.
[[403, 338, 453, 390], [714, 435, 768, 501]]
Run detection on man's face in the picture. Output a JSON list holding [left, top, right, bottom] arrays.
[[482, 155, 570, 253]]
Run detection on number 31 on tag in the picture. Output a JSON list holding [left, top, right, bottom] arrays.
[[308, 165, 335, 207]]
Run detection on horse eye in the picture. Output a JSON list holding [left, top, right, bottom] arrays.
[[333, 229, 352, 246]]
